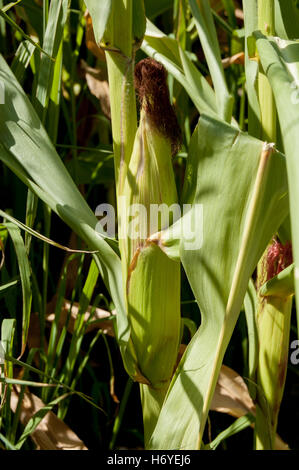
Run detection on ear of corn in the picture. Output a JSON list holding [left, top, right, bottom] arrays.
[[255, 240, 293, 449], [121, 60, 182, 440]]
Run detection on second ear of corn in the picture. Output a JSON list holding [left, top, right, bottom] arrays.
[[255, 239, 293, 450]]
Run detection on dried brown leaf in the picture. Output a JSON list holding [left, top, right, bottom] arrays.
[[80, 59, 110, 119], [46, 299, 115, 336], [235, 8, 244, 21], [10, 389, 87, 450], [211, 364, 255, 417], [222, 52, 245, 69]]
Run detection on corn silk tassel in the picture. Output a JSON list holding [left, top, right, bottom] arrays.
[[119, 59, 182, 445], [255, 238, 293, 449]]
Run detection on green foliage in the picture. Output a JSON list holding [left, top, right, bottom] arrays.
[[0, 0, 298, 452]]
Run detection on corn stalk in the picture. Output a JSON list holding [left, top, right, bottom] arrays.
[[90, 1, 182, 443], [254, 0, 293, 450]]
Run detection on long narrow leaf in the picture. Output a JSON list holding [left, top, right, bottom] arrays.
[[142, 20, 218, 117], [150, 115, 289, 449], [84, 0, 112, 45], [189, 0, 233, 121], [5, 224, 31, 356], [0, 54, 132, 375]]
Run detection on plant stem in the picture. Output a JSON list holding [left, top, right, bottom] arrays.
[[255, 0, 282, 450], [257, 0, 276, 142], [104, 0, 137, 192], [109, 378, 133, 449], [140, 383, 169, 449]]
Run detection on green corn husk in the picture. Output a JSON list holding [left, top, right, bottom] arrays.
[[122, 64, 181, 386], [255, 239, 293, 450], [119, 59, 182, 442], [119, 105, 179, 269]]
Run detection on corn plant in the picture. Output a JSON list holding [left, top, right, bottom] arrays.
[[0, 0, 299, 451]]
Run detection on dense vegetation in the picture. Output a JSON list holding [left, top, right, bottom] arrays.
[[0, 0, 299, 451]]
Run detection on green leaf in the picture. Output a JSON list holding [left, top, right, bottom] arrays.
[[189, 0, 233, 122], [0, 377, 56, 387], [243, 0, 262, 139], [275, 0, 299, 40], [142, 20, 218, 117], [0, 433, 16, 450], [260, 263, 295, 297], [1, 1, 22, 13], [132, 0, 146, 45], [205, 414, 255, 450], [5, 224, 31, 356], [244, 278, 258, 399], [0, 54, 130, 373], [11, 40, 35, 85], [144, 0, 173, 19], [65, 151, 114, 185], [33, 0, 69, 121], [0, 210, 97, 253], [5, 355, 105, 412], [0, 8, 52, 58], [0, 277, 19, 295], [84, 0, 112, 45], [1, 318, 16, 361], [15, 0, 43, 40], [149, 115, 289, 449]]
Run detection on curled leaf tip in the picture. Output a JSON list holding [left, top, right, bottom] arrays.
[[134, 58, 182, 155]]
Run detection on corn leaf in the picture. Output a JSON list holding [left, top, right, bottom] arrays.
[[84, 0, 112, 45], [11, 40, 35, 85], [33, 0, 69, 121], [189, 0, 233, 122], [274, 0, 299, 40], [243, 0, 261, 139], [260, 263, 295, 297], [243, 278, 258, 399], [142, 20, 218, 117], [1, 318, 15, 429], [205, 414, 255, 450], [4, 224, 31, 356], [1, 318, 15, 362], [149, 115, 289, 449], [0, 54, 132, 373]]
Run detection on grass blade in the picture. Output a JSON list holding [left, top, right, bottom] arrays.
[[0, 54, 128, 364], [189, 0, 233, 121], [84, 0, 112, 45], [142, 20, 218, 117], [5, 224, 32, 357], [205, 414, 255, 450]]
